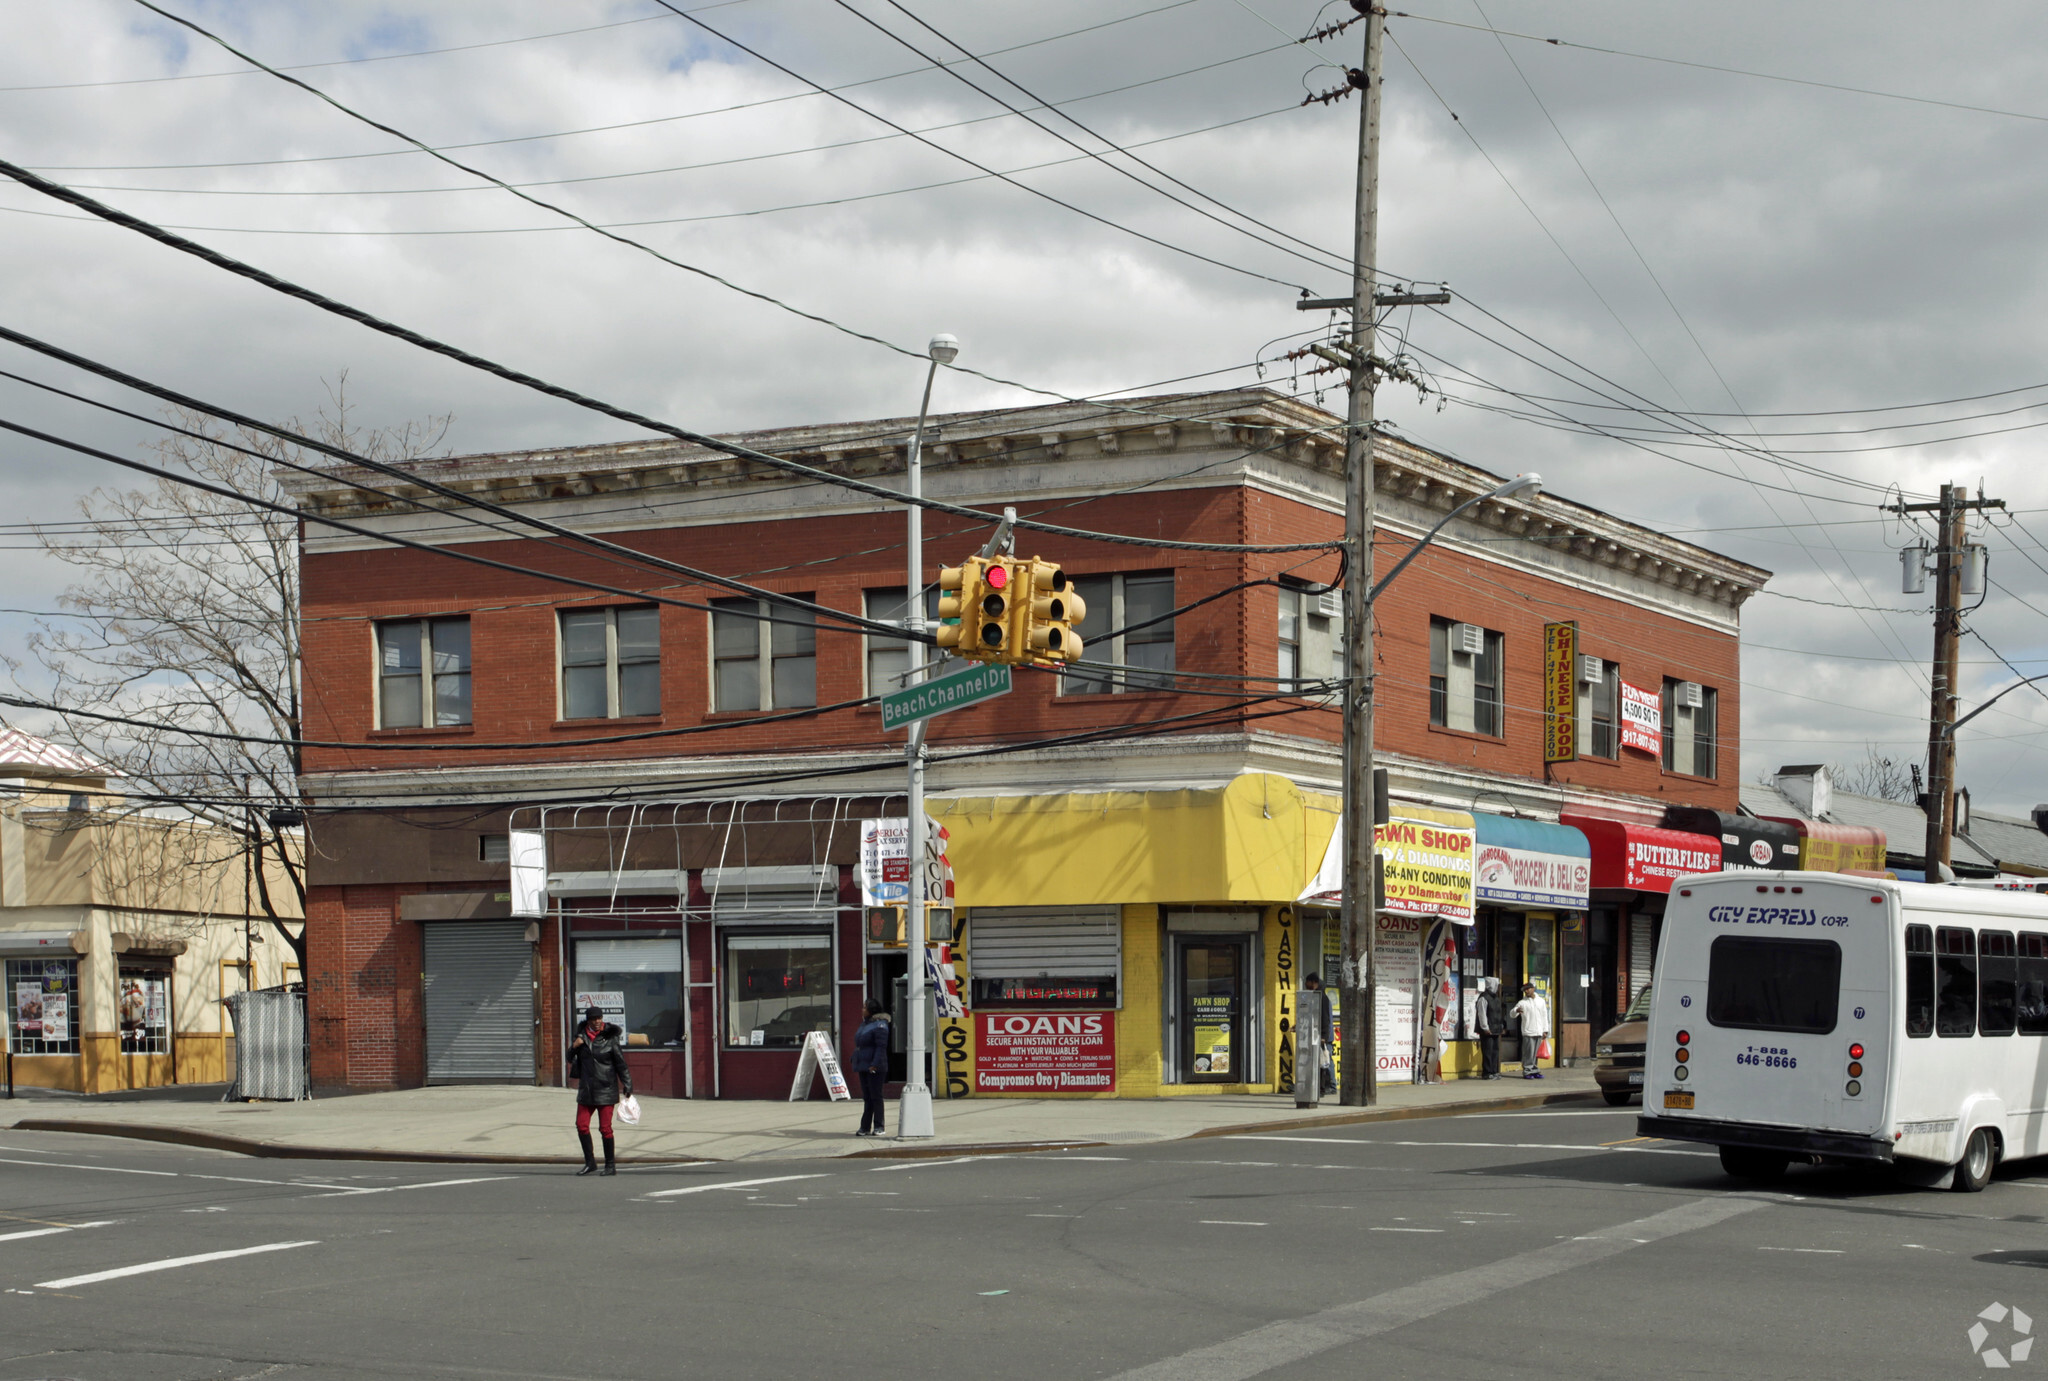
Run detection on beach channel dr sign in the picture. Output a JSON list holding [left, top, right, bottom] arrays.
[[879, 661, 1012, 732]]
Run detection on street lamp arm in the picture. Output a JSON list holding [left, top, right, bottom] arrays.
[[1944, 672, 2048, 739], [1368, 474, 1541, 603]]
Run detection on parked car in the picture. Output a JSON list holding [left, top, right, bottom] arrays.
[[1594, 985, 1652, 1106]]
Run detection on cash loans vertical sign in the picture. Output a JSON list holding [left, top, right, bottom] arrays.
[[1543, 621, 1578, 764]]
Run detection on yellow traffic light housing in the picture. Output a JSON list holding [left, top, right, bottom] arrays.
[[1022, 559, 1086, 663], [935, 560, 983, 653]]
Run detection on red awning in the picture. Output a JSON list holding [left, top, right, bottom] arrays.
[[1560, 814, 1722, 894], [1760, 817, 1887, 873]]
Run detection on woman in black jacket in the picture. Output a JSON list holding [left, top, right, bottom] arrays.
[[566, 1005, 633, 1175], [852, 998, 891, 1137]]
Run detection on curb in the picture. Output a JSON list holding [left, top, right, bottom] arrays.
[[1186, 1087, 1603, 1138], [6, 1119, 707, 1166], [7, 1086, 1604, 1164]]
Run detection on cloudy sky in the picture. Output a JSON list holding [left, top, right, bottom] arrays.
[[0, 0, 2044, 816]]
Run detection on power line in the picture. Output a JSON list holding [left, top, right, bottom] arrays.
[[0, 164, 1343, 554]]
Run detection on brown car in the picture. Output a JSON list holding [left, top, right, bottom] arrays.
[[1594, 985, 1652, 1106]]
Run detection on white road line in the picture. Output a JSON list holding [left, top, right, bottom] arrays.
[[35, 1240, 318, 1289], [0, 1155, 174, 1177], [0, 1156, 354, 1190], [0, 1220, 116, 1243], [1369, 1227, 1444, 1233], [312, 1176, 515, 1197], [641, 1173, 828, 1199], [1226, 1135, 1714, 1157], [1761, 1247, 1844, 1254], [1200, 1221, 1268, 1227], [1105, 1195, 1768, 1381]]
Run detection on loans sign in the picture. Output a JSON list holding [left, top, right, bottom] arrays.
[[1374, 815, 1475, 924], [1543, 621, 1577, 763], [975, 1012, 1115, 1092]]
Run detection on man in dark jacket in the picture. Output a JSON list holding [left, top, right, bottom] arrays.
[[852, 998, 892, 1137], [1302, 973, 1336, 1096], [566, 1005, 633, 1175], [1475, 977, 1506, 1080]]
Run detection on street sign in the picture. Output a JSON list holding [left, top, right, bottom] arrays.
[[880, 661, 1012, 731]]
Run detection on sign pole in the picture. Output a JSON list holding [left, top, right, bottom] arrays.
[[899, 355, 941, 1141]]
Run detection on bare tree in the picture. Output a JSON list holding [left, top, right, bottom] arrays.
[[8, 384, 449, 964], [1833, 746, 1920, 803]]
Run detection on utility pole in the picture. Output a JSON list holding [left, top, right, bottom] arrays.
[[1889, 482, 2002, 878], [1338, 2, 1385, 1109]]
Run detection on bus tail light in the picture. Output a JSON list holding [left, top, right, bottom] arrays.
[[1676, 1048, 1690, 1064], [1676, 1030, 1691, 1046], [1848, 1062, 1863, 1078], [1849, 1043, 1864, 1060], [1846, 1080, 1862, 1096]]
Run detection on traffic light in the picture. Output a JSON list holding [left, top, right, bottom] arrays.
[[1021, 559, 1086, 663], [936, 556, 1021, 662]]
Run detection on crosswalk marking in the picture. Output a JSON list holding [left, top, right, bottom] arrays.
[[36, 1240, 318, 1289], [0, 1220, 115, 1243]]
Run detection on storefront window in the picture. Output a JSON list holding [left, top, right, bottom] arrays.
[[574, 973, 684, 1048], [724, 932, 833, 1048], [1525, 917, 1555, 1006], [1559, 918, 1588, 1023], [7, 957, 80, 1055], [117, 967, 172, 1054]]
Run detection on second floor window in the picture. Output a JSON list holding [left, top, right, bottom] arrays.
[[377, 617, 471, 728], [560, 606, 660, 719], [1428, 617, 1503, 737], [1278, 587, 1302, 691], [1577, 657, 1620, 759], [712, 596, 816, 712], [1661, 678, 1718, 778], [1061, 572, 1175, 695], [864, 587, 941, 695]]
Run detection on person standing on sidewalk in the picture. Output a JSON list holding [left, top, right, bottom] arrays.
[[852, 998, 891, 1137], [1511, 983, 1551, 1080], [1475, 977, 1506, 1080], [1303, 973, 1336, 1096], [566, 1005, 633, 1175]]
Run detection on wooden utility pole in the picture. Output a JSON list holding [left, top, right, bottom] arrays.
[[1337, 4, 1385, 1108], [1890, 483, 2002, 876]]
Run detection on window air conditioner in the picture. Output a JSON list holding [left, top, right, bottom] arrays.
[[1452, 622, 1485, 656], [1678, 681, 1704, 709], [1578, 655, 1603, 684], [1315, 589, 1342, 619]]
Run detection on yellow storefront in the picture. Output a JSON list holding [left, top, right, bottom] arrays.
[[931, 773, 1339, 1097]]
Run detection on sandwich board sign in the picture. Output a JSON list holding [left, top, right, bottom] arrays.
[[789, 1030, 851, 1102]]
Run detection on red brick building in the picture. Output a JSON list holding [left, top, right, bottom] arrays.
[[284, 389, 1767, 1098]]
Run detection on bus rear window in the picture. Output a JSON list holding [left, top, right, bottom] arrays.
[[1906, 924, 1934, 1037], [1706, 936, 1842, 1034]]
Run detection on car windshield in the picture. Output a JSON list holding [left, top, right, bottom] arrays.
[[1623, 986, 1653, 1022]]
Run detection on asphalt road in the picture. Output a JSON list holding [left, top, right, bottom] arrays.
[[1, 1105, 2044, 1380]]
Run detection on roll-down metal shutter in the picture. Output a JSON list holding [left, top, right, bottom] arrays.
[[1628, 913, 1653, 1005], [969, 906, 1121, 981], [423, 921, 533, 1082]]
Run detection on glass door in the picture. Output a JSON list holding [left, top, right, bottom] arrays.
[[1179, 940, 1246, 1083]]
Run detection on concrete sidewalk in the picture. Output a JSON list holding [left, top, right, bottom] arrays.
[[3, 1071, 1602, 1164]]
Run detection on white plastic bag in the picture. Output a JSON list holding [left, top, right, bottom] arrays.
[[617, 1094, 642, 1126]]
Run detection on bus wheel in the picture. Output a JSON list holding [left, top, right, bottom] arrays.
[[1719, 1145, 1789, 1183], [1952, 1128, 1997, 1193], [1602, 1089, 1633, 1107]]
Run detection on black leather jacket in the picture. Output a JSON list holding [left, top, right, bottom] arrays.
[[567, 1023, 634, 1107]]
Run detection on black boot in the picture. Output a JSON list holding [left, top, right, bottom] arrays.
[[576, 1131, 598, 1176], [600, 1136, 617, 1176]]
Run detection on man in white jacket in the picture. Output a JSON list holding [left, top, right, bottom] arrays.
[[1511, 983, 1550, 1080]]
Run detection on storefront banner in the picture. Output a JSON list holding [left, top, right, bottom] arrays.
[[975, 1012, 1115, 1092], [1474, 844, 1590, 909], [859, 817, 955, 907], [13, 980, 41, 1036], [1377, 817, 1476, 923], [1625, 835, 1719, 889], [508, 829, 548, 917], [1373, 914, 1421, 1078], [1419, 919, 1458, 1082], [1543, 622, 1578, 763], [1619, 681, 1661, 755]]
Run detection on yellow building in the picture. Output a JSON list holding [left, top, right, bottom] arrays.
[[0, 729, 303, 1093]]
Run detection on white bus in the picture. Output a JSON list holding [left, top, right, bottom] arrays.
[[1638, 871, 2048, 1190]]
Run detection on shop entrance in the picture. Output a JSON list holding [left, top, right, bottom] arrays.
[[867, 950, 909, 1084], [1176, 939, 1247, 1082]]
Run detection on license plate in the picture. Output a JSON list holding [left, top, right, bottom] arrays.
[[1664, 1090, 1694, 1110], [1627, 1071, 1644, 1085]]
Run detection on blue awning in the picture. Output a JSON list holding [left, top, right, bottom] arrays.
[[1472, 813, 1591, 908]]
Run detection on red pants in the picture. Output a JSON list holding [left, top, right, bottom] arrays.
[[575, 1104, 615, 1137]]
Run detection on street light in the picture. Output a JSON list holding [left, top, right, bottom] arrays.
[[898, 332, 957, 1140], [1343, 468, 1542, 1107]]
